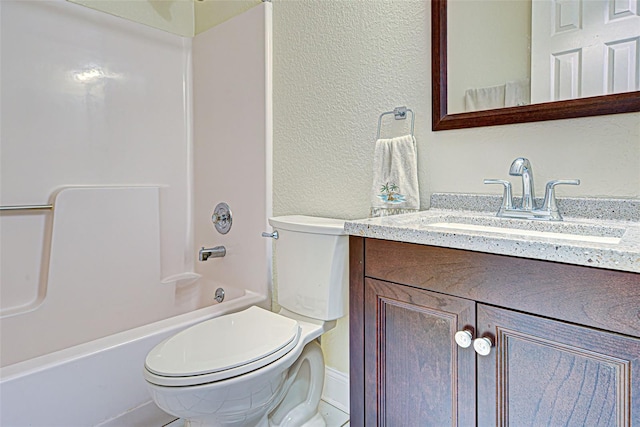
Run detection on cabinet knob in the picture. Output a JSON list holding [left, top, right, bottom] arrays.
[[473, 337, 493, 356], [454, 329, 473, 348]]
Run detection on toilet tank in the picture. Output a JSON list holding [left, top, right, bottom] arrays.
[[269, 216, 348, 321]]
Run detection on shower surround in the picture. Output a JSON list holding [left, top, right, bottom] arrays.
[[0, 1, 272, 424]]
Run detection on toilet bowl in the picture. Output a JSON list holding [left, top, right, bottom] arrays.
[[144, 216, 348, 427]]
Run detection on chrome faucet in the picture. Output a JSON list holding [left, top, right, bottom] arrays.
[[509, 157, 535, 210], [199, 246, 226, 261], [485, 158, 580, 221]]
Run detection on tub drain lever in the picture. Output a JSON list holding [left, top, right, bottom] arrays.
[[214, 288, 225, 303]]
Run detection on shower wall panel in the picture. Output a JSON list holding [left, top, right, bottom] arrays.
[[0, 0, 191, 365]]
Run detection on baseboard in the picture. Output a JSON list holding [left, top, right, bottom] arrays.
[[322, 367, 350, 414]]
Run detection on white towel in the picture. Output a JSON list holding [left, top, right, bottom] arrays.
[[505, 78, 531, 107], [464, 84, 505, 112], [370, 135, 419, 217]]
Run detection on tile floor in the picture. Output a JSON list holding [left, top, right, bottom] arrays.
[[163, 400, 349, 427]]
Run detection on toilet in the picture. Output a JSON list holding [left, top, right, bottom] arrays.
[[144, 216, 348, 427]]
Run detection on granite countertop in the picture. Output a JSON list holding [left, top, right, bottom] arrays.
[[344, 194, 640, 274]]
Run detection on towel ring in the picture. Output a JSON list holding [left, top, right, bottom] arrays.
[[376, 106, 415, 140]]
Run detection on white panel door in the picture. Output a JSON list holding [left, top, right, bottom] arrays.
[[531, 0, 640, 103]]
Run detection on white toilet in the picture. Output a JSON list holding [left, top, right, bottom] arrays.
[[144, 216, 348, 427]]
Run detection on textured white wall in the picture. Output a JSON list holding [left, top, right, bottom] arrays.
[[273, 0, 431, 222], [272, 0, 640, 374]]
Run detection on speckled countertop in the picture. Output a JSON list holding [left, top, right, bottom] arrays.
[[344, 194, 640, 273]]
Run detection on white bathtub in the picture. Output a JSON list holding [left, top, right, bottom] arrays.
[[0, 287, 265, 427]]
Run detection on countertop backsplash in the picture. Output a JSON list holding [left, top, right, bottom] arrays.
[[430, 193, 640, 222]]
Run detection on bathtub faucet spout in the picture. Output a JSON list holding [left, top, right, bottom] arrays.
[[199, 246, 226, 261]]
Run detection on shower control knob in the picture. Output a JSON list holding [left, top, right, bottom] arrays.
[[473, 336, 493, 356], [211, 202, 232, 234], [454, 329, 473, 348]]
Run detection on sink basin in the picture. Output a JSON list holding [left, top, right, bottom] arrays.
[[427, 222, 622, 244], [421, 215, 625, 245]]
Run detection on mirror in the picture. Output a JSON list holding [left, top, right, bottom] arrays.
[[432, 0, 640, 130]]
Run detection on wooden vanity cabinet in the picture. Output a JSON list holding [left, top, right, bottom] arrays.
[[364, 278, 476, 426], [349, 236, 640, 427]]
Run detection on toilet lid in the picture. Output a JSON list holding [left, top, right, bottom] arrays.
[[145, 306, 300, 379]]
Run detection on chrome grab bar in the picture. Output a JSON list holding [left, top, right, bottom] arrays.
[[0, 204, 53, 212]]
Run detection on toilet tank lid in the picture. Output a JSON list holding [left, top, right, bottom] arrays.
[[269, 215, 346, 235]]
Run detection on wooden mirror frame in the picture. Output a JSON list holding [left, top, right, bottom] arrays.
[[431, 0, 640, 131]]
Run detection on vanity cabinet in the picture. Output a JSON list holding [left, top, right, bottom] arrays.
[[363, 278, 476, 426], [349, 236, 640, 427]]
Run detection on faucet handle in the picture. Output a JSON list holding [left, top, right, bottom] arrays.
[[546, 179, 580, 187], [541, 179, 580, 220], [484, 179, 514, 211]]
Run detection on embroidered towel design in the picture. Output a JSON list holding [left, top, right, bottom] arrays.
[[370, 134, 419, 217]]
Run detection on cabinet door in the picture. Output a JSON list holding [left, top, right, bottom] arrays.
[[364, 278, 476, 426], [477, 304, 640, 426]]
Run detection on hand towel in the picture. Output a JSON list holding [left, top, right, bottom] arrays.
[[505, 78, 531, 107], [370, 135, 419, 217], [464, 84, 505, 112]]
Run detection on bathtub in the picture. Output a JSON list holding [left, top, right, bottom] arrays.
[[0, 287, 265, 427]]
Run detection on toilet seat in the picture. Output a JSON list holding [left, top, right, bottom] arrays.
[[144, 306, 301, 387]]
